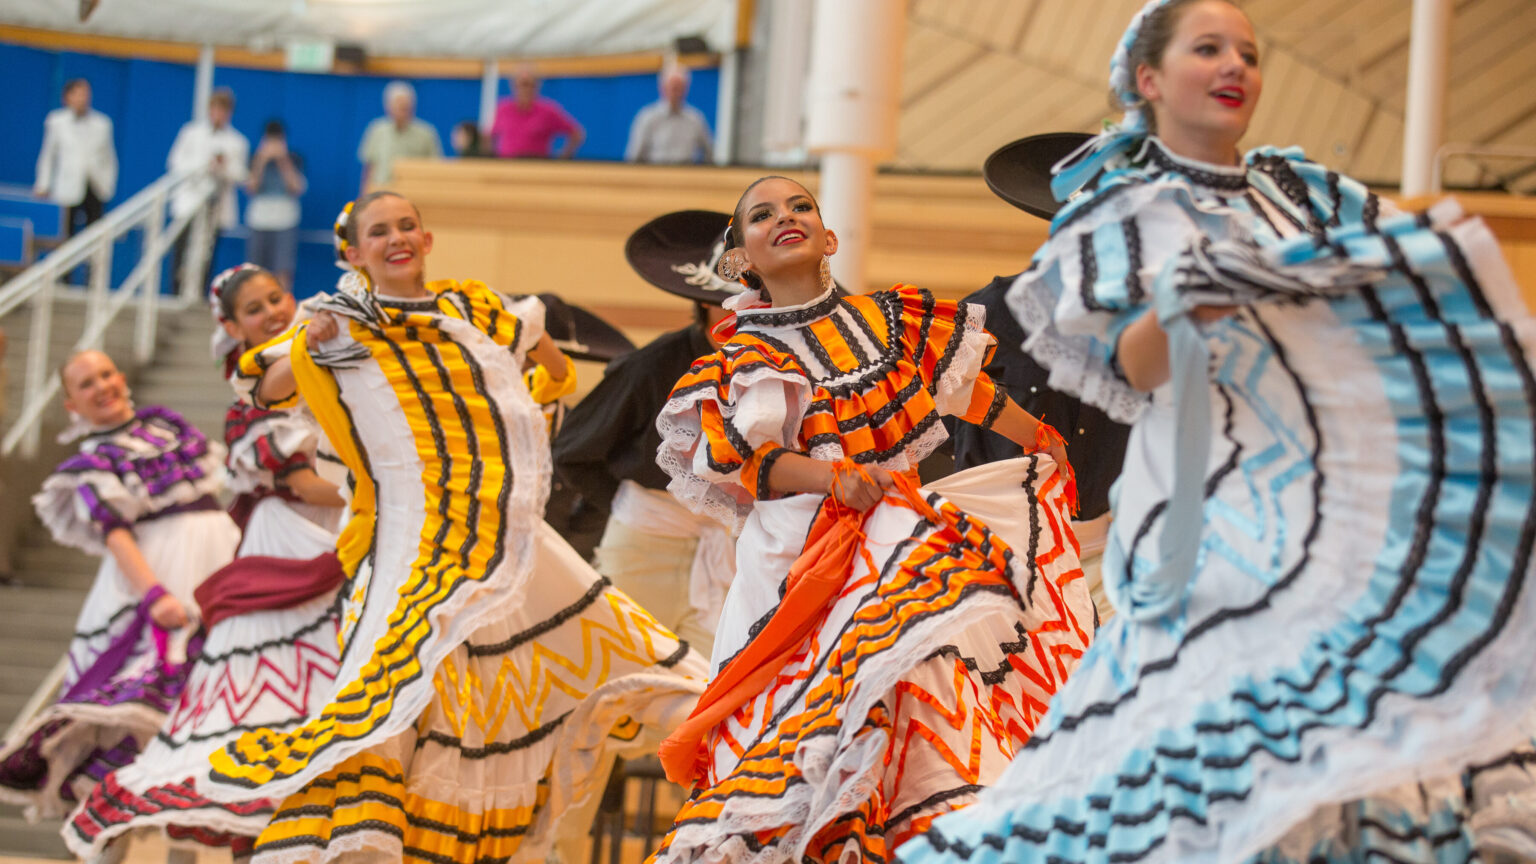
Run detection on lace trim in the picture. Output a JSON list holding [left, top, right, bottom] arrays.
[[735, 288, 840, 329], [1008, 271, 1150, 426], [662, 591, 1024, 863], [933, 302, 994, 418], [656, 365, 815, 531], [1142, 138, 1249, 192]]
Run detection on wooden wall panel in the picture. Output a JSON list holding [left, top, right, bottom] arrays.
[[897, 0, 1536, 189]]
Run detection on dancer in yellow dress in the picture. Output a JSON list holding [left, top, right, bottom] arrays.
[[198, 192, 707, 863]]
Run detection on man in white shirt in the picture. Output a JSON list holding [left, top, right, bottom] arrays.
[[624, 67, 712, 165], [34, 79, 118, 236], [167, 88, 249, 293]]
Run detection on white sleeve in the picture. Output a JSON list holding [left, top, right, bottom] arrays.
[[99, 116, 118, 200], [224, 133, 251, 184], [167, 124, 194, 173], [624, 108, 648, 162], [34, 113, 57, 193]]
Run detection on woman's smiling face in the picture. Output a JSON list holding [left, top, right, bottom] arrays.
[[736, 177, 836, 283], [345, 194, 433, 290], [1137, 1, 1262, 159]]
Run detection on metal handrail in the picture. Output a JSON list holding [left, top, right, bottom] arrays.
[[1433, 143, 1536, 195], [0, 169, 217, 458]]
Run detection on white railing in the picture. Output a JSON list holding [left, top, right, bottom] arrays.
[[1, 657, 67, 744], [1433, 143, 1536, 195], [0, 170, 217, 458]]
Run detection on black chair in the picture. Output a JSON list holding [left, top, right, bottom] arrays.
[[588, 755, 670, 863]]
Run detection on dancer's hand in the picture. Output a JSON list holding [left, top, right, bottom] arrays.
[[149, 593, 189, 629], [829, 464, 894, 512], [308, 311, 339, 343], [1044, 438, 1070, 474]]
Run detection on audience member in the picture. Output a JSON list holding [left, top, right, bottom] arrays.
[[245, 120, 306, 289], [451, 120, 486, 158], [34, 78, 118, 236], [168, 87, 248, 294], [625, 66, 712, 164], [490, 65, 585, 159], [357, 80, 441, 190]]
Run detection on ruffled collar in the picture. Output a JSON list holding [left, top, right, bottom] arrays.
[[83, 412, 141, 440], [1139, 137, 1248, 192], [733, 287, 840, 330]]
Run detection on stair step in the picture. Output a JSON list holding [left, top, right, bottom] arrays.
[[0, 586, 90, 615], [0, 609, 79, 643], [0, 692, 35, 723], [0, 813, 71, 859], [10, 570, 96, 592], [14, 544, 94, 570], [138, 363, 228, 386]]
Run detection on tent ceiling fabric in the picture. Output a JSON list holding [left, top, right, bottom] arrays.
[[898, 0, 1536, 190], [0, 0, 735, 57]]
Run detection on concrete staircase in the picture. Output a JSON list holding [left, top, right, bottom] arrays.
[[0, 298, 231, 859]]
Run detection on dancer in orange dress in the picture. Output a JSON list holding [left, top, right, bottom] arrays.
[[649, 176, 1097, 863]]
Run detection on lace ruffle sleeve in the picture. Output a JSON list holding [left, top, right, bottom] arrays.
[[1006, 178, 1223, 424], [224, 401, 322, 495], [890, 284, 1004, 426], [32, 407, 226, 553], [656, 340, 814, 530]]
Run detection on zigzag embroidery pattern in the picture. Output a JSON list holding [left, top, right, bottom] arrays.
[[163, 638, 343, 737], [432, 592, 682, 740], [656, 481, 1089, 863]]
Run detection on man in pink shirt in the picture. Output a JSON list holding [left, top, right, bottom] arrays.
[[490, 66, 586, 159]]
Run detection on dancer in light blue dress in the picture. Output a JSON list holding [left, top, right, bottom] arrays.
[[898, 1, 1536, 862]]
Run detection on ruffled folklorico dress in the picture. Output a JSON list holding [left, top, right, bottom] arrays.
[[196, 279, 708, 864], [0, 406, 239, 821], [651, 283, 1098, 863], [895, 140, 1536, 864], [65, 396, 350, 858]]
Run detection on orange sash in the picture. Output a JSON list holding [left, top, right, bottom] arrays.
[[658, 467, 935, 785]]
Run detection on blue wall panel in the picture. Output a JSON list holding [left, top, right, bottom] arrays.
[[2, 39, 717, 298]]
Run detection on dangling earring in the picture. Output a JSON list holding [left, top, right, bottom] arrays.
[[718, 248, 750, 282], [819, 256, 834, 295]]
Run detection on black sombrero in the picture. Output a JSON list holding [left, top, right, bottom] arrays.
[[537, 293, 635, 363], [624, 209, 741, 306], [983, 132, 1095, 220]]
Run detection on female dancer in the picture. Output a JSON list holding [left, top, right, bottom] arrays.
[[64, 264, 349, 860], [197, 192, 706, 863], [899, 1, 1536, 862], [0, 351, 238, 822], [649, 176, 1097, 863]]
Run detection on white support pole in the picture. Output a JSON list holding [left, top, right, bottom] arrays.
[[805, 0, 904, 295], [712, 0, 741, 165], [193, 43, 215, 122], [479, 59, 499, 132], [181, 206, 211, 302], [85, 237, 112, 335], [1401, 0, 1451, 198], [714, 52, 740, 165], [761, 0, 815, 164]]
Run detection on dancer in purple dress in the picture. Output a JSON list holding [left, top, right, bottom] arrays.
[[0, 350, 239, 823]]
